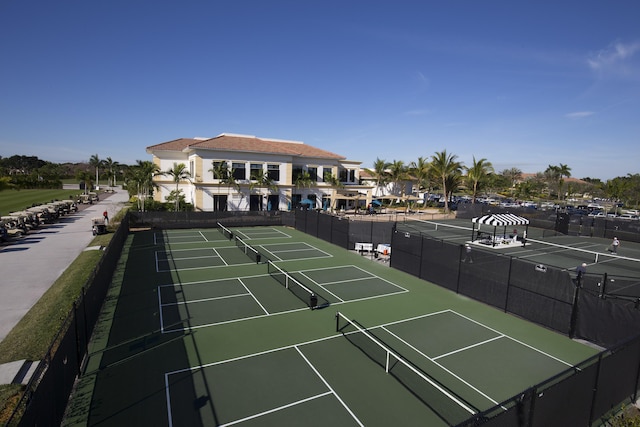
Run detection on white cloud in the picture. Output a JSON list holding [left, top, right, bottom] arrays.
[[565, 111, 595, 119], [587, 40, 640, 74]]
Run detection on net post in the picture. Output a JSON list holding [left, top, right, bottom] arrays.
[[335, 312, 340, 332], [600, 273, 608, 298]]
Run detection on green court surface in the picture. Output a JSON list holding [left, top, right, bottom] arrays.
[[63, 226, 600, 426]]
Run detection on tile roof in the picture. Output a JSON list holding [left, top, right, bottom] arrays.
[[147, 134, 346, 160]]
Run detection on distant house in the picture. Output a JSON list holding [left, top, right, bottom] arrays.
[[359, 169, 419, 201], [146, 133, 374, 211]]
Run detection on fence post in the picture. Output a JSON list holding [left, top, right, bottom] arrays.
[[569, 285, 581, 338]]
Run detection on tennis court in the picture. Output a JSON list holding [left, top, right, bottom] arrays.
[[405, 218, 640, 277], [64, 225, 599, 426]]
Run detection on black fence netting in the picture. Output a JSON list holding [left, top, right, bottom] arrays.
[[305, 209, 320, 237], [330, 216, 350, 250], [592, 339, 640, 421], [348, 221, 395, 250], [390, 230, 422, 277], [575, 290, 640, 348], [458, 247, 511, 309], [317, 212, 333, 242], [419, 238, 461, 293], [294, 209, 307, 234]]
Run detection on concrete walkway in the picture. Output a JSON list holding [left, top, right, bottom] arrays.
[[0, 187, 129, 384]]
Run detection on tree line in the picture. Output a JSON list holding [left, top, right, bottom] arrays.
[[365, 150, 640, 210], [1, 153, 639, 210]]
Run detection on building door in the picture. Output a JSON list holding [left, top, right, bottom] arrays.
[[267, 195, 279, 211], [250, 195, 262, 211], [213, 195, 227, 212]]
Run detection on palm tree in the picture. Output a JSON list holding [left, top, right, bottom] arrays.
[[103, 157, 120, 188], [294, 170, 313, 191], [558, 163, 572, 200], [430, 150, 462, 212], [544, 165, 562, 200], [124, 160, 160, 211], [75, 170, 94, 195], [162, 162, 191, 211], [89, 154, 103, 189], [208, 161, 241, 210], [409, 156, 432, 195], [365, 158, 391, 197], [465, 157, 494, 203], [388, 160, 408, 197], [249, 168, 278, 209]]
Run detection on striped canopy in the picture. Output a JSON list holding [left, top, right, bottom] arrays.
[[472, 213, 530, 226]]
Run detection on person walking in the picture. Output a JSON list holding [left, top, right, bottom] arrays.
[[575, 262, 587, 286], [462, 243, 473, 263], [611, 237, 620, 254]]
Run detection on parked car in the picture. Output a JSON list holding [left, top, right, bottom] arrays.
[[618, 214, 639, 220]]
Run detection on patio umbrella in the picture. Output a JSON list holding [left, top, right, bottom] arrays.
[[299, 199, 315, 205], [371, 200, 382, 206]]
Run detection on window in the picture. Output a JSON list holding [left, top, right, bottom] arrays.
[[212, 161, 228, 179], [232, 162, 246, 180], [267, 164, 280, 181], [292, 166, 304, 181], [308, 167, 318, 181], [250, 163, 262, 180], [323, 167, 333, 183], [339, 168, 348, 182]]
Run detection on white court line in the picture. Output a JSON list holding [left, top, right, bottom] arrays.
[[381, 324, 502, 407], [295, 346, 364, 427], [218, 392, 334, 427], [237, 278, 269, 315]]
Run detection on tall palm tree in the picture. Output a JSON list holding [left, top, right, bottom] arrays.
[[209, 161, 240, 210], [465, 157, 494, 203], [365, 158, 391, 197], [103, 157, 120, 188], [558, 163, 572, 200], [89, 154, 103, 189], [75, 170, 94, 195], [249, 168, 278, 209], [124, 160, 160, 211], [430, 150, 462, 212], [162, 162, 192, 211], [409, 156, 432, 195], [544, 165, 562, 200], [388, 160, 408, 197]]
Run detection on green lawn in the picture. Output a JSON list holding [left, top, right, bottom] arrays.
[[0, 189, 83, 214]]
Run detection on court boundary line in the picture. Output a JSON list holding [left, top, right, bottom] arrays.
[[232, 227, 292, 241], [165, 342, 363, 427], [296, 264, 410, 295]]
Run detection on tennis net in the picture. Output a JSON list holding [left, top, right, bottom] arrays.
[[267, 260, 329, 309], [217, 222, 233, 240], [234, 235, 261, 263], [335, 312, 477, 425]]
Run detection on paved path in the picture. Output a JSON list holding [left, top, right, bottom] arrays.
[[0, 188, 130, 342]]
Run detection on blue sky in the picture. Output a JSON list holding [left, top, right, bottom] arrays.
[[1, 1, 638, 181]]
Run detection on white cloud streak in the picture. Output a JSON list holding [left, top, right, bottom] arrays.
[[587, 40, 640, 74], [565, 111, 595, 119]]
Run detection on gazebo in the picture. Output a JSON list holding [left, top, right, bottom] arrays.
[[471, 213, 530, 247]]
